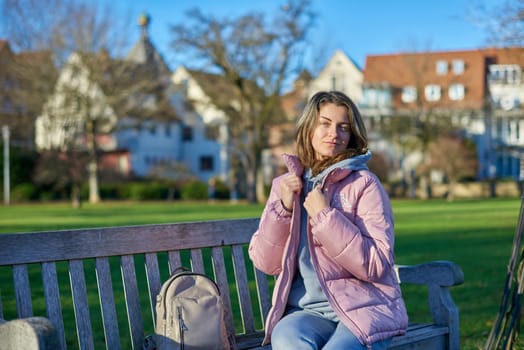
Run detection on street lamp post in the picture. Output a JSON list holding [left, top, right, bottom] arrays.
[[2, 125, 10, 205]]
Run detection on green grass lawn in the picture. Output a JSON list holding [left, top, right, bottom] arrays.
[[0, 197, 521, 349]]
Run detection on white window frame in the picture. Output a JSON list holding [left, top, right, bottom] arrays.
[[452, 60, 465, 75], [436, 60, 448, 75], [401, 86, 417, 103], [364, 89, 378, 107], [448, 84, 465, 101], [425, 84, 441, 102]]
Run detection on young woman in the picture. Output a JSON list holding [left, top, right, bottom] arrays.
[[249, 91, 408, 349]]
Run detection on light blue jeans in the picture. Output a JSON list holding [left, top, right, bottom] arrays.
[[271, 309, 392, 350]]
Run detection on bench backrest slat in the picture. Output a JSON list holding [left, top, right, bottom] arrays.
[[121, 255, 144, 349], [232, 245, 256, 334], [69, 259, 95, 350], [95, 257, 121, 350], [144, 252, 161, 322], [254, 268, 271, 322], [167, 250, 182, 274], [13, 264, 32, 318], [41, 261, 67, 350], [190, 249, 206, 274], [211, 246, 237, 347]]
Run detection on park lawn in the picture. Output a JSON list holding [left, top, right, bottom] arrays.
[[0, 197, 521, 349]]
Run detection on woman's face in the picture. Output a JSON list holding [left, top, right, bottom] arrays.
[[311, 103, 351, 160]]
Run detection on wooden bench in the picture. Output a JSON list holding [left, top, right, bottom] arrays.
[[0, 218, 464, 350]]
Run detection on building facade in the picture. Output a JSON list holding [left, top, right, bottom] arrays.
[[361, 47, 524, 181]]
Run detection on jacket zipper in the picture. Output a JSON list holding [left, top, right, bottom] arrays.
[[307, 176, 369, 345]]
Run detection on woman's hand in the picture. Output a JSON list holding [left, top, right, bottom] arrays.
[[304, 186, 329, 217], [280, 174, 303, 211]]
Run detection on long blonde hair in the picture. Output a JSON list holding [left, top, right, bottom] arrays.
[[295, 91, 368, 175]]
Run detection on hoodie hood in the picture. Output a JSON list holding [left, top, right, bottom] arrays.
[[308, 150, 371, 185], [282, 150, 371, 179]]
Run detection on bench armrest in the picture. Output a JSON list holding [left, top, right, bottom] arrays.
[[395, 260, 464, 350], [0, 317, 59, 350], [396, 260, 464, 287]]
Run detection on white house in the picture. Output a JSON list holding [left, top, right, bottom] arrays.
[[171, 66, 232, 184], [35, 52, 118, 152], [35, 15, 227, 184], [307, 49, 363, 103]]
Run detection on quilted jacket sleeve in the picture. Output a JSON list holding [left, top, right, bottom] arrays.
[[248, 176, 293, 276], [310, 172, 396, 282]]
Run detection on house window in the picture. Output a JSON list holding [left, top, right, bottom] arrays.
[[182, 126, 193, 141], [205, 125, 220, 140], [330, 75, 345, 91], [2, 97, 14, 113], [436, 60, 448, 75], [425, 84, 441, 101], [401, 86, 417, 103], [448, 84, 465, 101], [200, 156, 214, 171], [363, 89, 378, 107], [452, 60, 465, 75]]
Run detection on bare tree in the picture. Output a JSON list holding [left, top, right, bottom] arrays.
[[169, 0, 315, 203], [2, 0, 132, 63], [420, 134, 478, 201], [3, 0, 175, 204], [468, 0, 524, 47]]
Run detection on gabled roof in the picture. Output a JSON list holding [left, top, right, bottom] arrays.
[[320, 49, 362, 74], [185, 69, 242, 107], [185, 68, 265, 110], [126, 14, 171, 80], [59, 50, 179, 122]]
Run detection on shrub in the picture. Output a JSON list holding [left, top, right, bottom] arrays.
[[180, 181, 208, 200], [10, 183, 39, 202], [126, 182, 169, 200], [214, 179, 230, 199]]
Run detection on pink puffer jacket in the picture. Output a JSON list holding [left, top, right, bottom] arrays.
[[248, 154, 408, 346]]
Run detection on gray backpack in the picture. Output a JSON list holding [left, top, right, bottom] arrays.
[[145, 268, 231, 350]]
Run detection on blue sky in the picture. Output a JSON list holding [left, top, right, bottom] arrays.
[[0, 0, 502, 72], [111, 0, 500, 71]]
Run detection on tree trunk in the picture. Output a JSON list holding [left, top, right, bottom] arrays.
[[245, 166, 257, 203], [256, 166, 266, 203], [88, 161, 100, 203], [85, 119, 100, 203], [447, 179, 456, 202], [71, 184, 81, 209]]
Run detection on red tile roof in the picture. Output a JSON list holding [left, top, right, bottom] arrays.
[[363, 47, 524, 111]]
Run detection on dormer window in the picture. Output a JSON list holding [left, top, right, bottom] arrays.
[[425, 84, 441, 101], [452, 60, 465, 75], [436, 60, 448, 75], [401, 86, 417, 103], [448, 84, 465, 101]]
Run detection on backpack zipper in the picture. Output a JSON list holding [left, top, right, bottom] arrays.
[[177, 305, 188, 349]]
